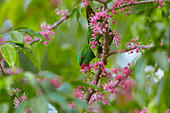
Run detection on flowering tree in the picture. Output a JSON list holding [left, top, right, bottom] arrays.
[[0, 0, 169, 113]]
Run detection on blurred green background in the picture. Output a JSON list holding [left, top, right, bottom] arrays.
[[0, 0, 170, 112]]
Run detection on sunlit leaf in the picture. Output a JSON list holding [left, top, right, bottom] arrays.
[[11, 31, 24, 42], [14, 27, 47, 41], [1, 44, 16, 71], [21, 50, 41, 71]]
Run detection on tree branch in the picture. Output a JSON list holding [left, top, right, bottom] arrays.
[[29, 38, 40, 45], [108, 45, 152, 56], [50, 1, 79, 30], [109, 0, 170, 11], [0, 63, 6, 77], [85, 45, 152, 103], [50, 12, 71, 30], [94, 0, 107, 4], [85, 2, 110, 103]]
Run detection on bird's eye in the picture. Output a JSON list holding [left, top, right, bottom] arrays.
[[81, 56, 84, 60]]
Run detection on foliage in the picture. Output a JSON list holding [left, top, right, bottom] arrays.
[[0, 0, 169, 113]]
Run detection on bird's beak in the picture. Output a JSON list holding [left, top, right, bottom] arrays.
[[81, 63, 85, 69]]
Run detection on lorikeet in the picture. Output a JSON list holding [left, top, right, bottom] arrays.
[[78, 6, 113, 69], [78, 44, 95, 69]]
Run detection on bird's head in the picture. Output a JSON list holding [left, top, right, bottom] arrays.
[[78, 55, 89, 69]]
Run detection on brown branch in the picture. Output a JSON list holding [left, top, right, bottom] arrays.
[[50, 12, 71, 30], [0, 63, 22, 101], [94, 0, 107, 4], [50, 1, 80, 30], [108, 45, 152, 56], [0, 63, 6, 77], [85, 2, 110, 103], [85, 45, 152, 103], [14, 93, 22, 102], [109, 0, 170, 11], [29, 38, 40, 45]]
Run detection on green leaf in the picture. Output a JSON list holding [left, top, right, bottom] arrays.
[[15, 49, 20, 69], [0, 103, 9, 113], [5, 40, 32, 50], [58, 83, 73, 95], [132, 3, 153, 14], [135, 56, 146, 90], [11, 31, 24, 42], [29, 96, 48, 113], [107, 0, 112, 3], [38, 71, 57, 79], [155, 77, 165, 106], [153, 50, 168, 71], [15, 101, 27, 113], [1, 44, 16, 71], [14, 27, 47, 41], [69, 8, 77, 19], [76, 9, 81, 24], [70, 80, 91, 88], [74, 98, 88, 109], [163, 68, 170, 108], [20, 50, 41, 71], [47, 92, 70, 112]]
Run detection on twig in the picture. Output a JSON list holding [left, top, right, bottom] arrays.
[[14, 93, 22, 102], [50, 1, 79, 30], [95, 0, 107, 4], [0, 63, 6, 77], [108, 45, 152, 56], [85, 45, 152, 102], [50, 12, 71, 30], [29, 38, 40, 45], [108, 0, 170, 11]]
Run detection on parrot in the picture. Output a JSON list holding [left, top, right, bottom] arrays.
[[78, 44, 95, 69], [78, 5, 113, 69]]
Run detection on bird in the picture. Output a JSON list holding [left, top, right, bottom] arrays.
[[78, 44, 95, 69], [78, 6, 113, 69]]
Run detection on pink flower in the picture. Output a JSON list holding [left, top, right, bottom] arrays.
[[50, 76, 62, 88], [140, 108, 147, 113], [44, 41, 48, 45], [166, 110, 170, 113]]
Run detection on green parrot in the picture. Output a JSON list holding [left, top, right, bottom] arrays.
[[78, 6, 113, 69], [78, 44, 95, 69]]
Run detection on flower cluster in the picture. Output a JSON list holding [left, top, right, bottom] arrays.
[[81, 61, 105, 74], [40, 23, 55, 45], [24, 35, 33, 44], [24, 23, 55, 45], [113, 29, 121, 46], [126, 38, 142, 53], [104, 64, 132, 94], [11, 89, 31, 112], [82, 0, 91, 6], [10, 88, 21, 96], [156, 0, 165, 9], [140, 108, 147, 113], [115, 78, 136, 104], [166, 110, 170, 113], [55, 9, 69, 19]]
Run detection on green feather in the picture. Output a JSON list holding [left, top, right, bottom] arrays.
[[78, 44, 95, 66]]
